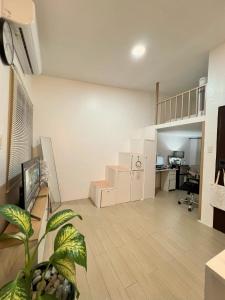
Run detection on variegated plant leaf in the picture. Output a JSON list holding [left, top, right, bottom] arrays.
[[72, 233, 87, 270], [46, 209, 82, 234], [54, 233, 87, 269], [50, 255, 76, 285], [37, 294, 57, 300], [0, 205, 33, 238], [0, 277, 30, 300], [0, 232, 26, 242], [54, 223, 79, 250]]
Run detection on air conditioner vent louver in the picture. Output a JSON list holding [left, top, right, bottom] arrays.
[[19, 27, 34, 74], [2, 1, 42, 75]]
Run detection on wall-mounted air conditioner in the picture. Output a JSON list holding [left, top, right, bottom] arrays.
[[1, 0, 42, 74]]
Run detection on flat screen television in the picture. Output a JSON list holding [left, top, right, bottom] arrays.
[[21, 158, 40, 212]]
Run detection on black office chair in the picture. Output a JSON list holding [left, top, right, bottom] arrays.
[[178, 175, 199, 211]]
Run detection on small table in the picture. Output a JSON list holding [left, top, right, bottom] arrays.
[[156, 168, 176, 192]]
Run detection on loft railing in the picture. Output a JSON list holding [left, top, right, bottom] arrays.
[[156, 84, 206, 124]]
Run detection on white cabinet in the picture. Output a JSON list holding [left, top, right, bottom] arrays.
[[161, 169, 176, 192], [143, 140, 156, 199], [90, 167, 131, 207], [106, 166, 116, 187], [101, 188, 115, 207], [115, 170, 131, 204], [131, 170, 144, 201], [90, 163, 145, 208], [168, 170, 176, 190], [160, 172, 169, 191], [90, 180, 114, 208], [119, 152, 145, 171]]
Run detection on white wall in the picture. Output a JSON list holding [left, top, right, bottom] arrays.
[[157, 134, 190, 165], [0, 63, 10, 186], [189, 138, 201, 166], [201, 41, 225, 227], [29, 76, 155, 201]]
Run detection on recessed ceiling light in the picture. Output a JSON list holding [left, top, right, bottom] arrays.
[[131, 44, 146, 59]]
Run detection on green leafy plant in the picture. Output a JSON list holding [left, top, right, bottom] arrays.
[[0, 205, 87, 300]]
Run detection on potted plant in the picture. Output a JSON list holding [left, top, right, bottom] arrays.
[[0, 204, 87, 300]]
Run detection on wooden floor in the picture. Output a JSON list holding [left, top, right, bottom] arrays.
[[44, 191, 225, 300]]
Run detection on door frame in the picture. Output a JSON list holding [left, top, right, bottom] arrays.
[[155, 120, 205, 220], [198, 121, 205, 220]]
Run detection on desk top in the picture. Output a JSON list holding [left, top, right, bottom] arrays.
[[156, 168, 176, 173]]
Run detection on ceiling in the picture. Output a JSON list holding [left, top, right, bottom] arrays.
[[35, 0, 225, 95], [158, 122, 202, 137]]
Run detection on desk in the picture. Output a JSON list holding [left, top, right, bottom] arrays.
[[156, 168, 176, 192]]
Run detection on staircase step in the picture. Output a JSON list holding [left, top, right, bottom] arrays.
[[106, 165, 129, 171], [91, 180, 113, 189]]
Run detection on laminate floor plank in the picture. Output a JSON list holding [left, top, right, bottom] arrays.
[[95, 252, 130, 300], [44, 190, 225, 299]]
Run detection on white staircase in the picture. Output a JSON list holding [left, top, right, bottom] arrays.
[[90, 126, 157, 208], [90, 164, 131, 208]]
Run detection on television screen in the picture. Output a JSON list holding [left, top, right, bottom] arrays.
[[21, 159, 40, 211]]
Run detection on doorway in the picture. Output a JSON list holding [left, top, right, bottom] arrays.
[[155, 121, 205, 219]]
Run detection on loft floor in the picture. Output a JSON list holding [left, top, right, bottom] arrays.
[[44, 190, 225, 300]]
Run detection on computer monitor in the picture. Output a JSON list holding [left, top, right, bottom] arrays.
[[156, 155, 164, 167], [173, 151, 184, 158]]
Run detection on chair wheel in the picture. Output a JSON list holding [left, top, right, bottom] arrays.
[[188, 206, 192, 212], [178, 201, 181, 205]]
